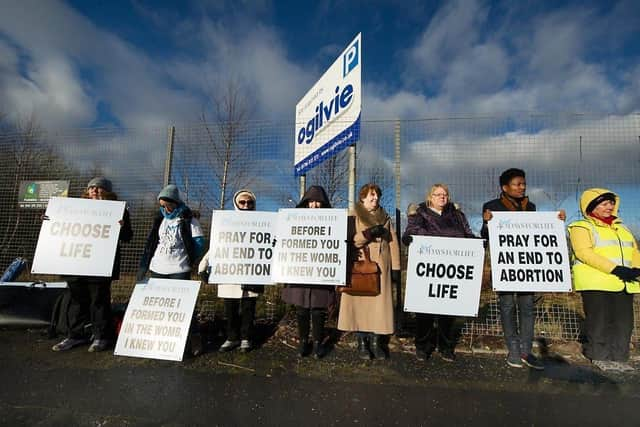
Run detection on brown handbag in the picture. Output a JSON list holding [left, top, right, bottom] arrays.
[[339, 246, 380, 296]]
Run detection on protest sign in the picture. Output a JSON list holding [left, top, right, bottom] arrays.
[[488, 211, 572, 292], [114, 278, 200, 362], [271, 208, 348, 285], [208, 211, 277, 285], [31, 197, 125, 277], [404, 236, 485, 316]]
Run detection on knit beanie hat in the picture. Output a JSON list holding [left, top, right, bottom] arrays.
[[158, 184, 181, 204], [87, 176, 112, 192]]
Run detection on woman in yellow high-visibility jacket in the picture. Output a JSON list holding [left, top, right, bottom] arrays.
[[568, 188, 640, 373]]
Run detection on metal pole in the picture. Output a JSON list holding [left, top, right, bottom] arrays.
[[299, 175, 306, 200], [163, 125, 176, 187], [394, 120, 401, 212], [348, 144, 356, 209], [393, 120, 404, 333]]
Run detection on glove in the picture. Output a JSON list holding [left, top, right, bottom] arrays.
[[611, 266, 640, 282], [402, 235, 413, 246], [199, 270, 209, 283], [391, 270, 401, 285], [363, 224, 386, 240]]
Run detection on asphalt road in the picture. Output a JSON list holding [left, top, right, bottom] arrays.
[[1, 328, 639, 426]]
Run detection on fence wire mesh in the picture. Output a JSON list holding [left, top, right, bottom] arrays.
[[0, 112, 638, 342]]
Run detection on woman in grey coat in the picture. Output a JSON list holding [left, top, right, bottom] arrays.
[[281, 186, 336, 358]]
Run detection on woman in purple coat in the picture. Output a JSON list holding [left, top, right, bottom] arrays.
[[402, 184, 476, 362], [281, 186, 336, 358]]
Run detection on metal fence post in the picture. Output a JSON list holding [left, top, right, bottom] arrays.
[[163, 125, 176, 187], [393, 120, 405, 333]]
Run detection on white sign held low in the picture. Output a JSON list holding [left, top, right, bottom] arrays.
[[114, 278, 200, 362], [31, 197, 126, 277], [271, 208, 348, 285], [488, 211, 572, 292], [208, 211, 277, 285], [404, 236, 485, 317]]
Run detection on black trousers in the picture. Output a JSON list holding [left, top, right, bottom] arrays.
[[581, 290, 634, 361], [414, 313, 456, 353], [67, 276, 112, 340], [296, 306, 327, 342], [224, 298, 256, 341]]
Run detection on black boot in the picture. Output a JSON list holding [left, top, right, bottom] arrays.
[[371, 334, 388, 360], [313, 341, 327, 359], [298, 338, 311, 357], [357, 334, 372, 360]]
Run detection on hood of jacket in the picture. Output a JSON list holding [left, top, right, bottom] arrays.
[[233, 189, 257, 211], [579, 188, 620, 219], [296, 185, 331, 208]]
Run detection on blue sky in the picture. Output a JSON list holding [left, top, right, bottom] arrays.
[[1, 0, 639, 130]]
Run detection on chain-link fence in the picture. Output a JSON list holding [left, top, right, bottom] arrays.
[[1, 112, 639, 342]]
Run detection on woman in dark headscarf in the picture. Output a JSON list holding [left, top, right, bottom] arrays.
[[281, 186, 336, 359]]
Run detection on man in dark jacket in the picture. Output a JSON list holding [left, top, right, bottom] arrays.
[[481, 168, 543, 370]]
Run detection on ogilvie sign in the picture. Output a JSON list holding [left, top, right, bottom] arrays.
[[294, 33, 361, 176]]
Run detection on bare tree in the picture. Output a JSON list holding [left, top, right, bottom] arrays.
[[200, 80, 253, 210]]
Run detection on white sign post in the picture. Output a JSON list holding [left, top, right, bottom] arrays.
[[208, 210, 277, 285], [294, 33, 361, 176], [31, 197, 125, 277], [271, 208, 348, 285], [114, 278, 200, 362], [404, 236, 485, 317], [488, 211, 572, 292]]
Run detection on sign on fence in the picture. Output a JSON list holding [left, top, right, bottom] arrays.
[[31, 197, 125, 277], [488, 211, 572, 292], [114, 278, 200, 362], [294, 33, 361, 176], [404, 236, 485, 316], [271, 208, 348, 285], [207, 210, 277, 285], [18, 180, 69, 209]]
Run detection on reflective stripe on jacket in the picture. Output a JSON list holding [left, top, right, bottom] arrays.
[[569, 219, 640, 293]]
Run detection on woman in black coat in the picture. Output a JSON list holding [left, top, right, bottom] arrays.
[[281, 186, 336, 358]]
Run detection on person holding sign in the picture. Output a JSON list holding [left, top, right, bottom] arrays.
[[137, 185, 206, 282], [338, 183, 401, 360], [568, 188, 640, 372], [281, 186, 336, 359], [402, 184, 476, 362], [481, 168, 565, 370], [209, 190, 262, 353], [52, 177, 132, 352]]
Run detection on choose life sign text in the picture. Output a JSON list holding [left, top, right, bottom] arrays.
[[32, 197, 125, 277], [207, 210, 277, 285], [294, 33, 361, 176], [114, 278, 200, 362], [488, 211, 572, 292], [405, 236, 485, 317], [272, 208, 348, 285]]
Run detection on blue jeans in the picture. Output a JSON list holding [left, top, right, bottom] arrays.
[[498, 292, 534, 355]]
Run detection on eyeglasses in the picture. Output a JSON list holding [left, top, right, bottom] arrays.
[[238, 200, 254, 206], [432, 193, 448, 198]]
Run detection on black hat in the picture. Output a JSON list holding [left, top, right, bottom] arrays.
[[586, 192, 616, 213]]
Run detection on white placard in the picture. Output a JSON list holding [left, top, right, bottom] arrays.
[[31, 197, 126, 277], [114, 278, 200, 362], [404, 236, 485, 317], [488, 211, 572, 292], [294, 33, 361, 176], [208, 210, 277, 285], [271, 208, 348, 285]]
